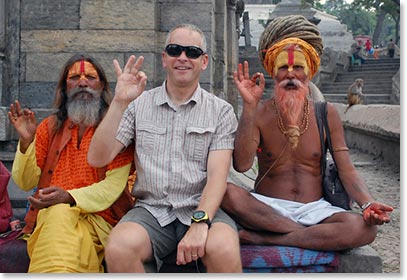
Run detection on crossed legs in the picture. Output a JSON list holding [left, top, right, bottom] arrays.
[[221, 183, 377, 251]]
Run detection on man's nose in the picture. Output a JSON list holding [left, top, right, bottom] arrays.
[[78, 75, 88, 86], [178, 51, 188, 59], [286, 67, 295, 78]]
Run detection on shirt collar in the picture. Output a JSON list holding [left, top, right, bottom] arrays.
[[156, 80, 202, 107]]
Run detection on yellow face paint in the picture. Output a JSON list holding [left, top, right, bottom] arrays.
[[262, 38, 320, 79], [273, 46, 309, 77], [67, 60, 99, 81]]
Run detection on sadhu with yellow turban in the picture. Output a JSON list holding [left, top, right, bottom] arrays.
[[256, 15, 323, 148], [222, 14, 393, 252]]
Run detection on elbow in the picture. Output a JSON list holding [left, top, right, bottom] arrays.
[[232, 153, 255, 173], [233, 161, 252, 173], [87, 151, 106, 168]]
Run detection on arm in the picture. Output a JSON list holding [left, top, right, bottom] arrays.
[[28, 163, 132, 212], [8, 100, 41, 190], [11, 140, 41, 191], [233, 61, 265, 172], [8, 100, 37, 153], [326, 103, 393, 224], [176, 149, 233, 265], [88, 55, 147, 167]]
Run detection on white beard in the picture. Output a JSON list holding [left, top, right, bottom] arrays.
[[66, 88, 102, 127]]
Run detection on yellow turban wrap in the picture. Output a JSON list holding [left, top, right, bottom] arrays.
[[262, 37, 320, 79]]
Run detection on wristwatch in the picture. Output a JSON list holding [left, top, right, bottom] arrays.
[[191, 210, 211, 228]]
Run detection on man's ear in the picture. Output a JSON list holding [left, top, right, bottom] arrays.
[[201, 53, 209, 71], [161, 51, 168, 69]]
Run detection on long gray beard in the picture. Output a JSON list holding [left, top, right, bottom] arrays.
[[67, 90, 102, 127]]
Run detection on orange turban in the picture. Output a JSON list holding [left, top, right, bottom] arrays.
[[262, 37, 320, 79]]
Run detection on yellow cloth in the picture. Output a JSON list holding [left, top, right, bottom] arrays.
[[12, 140, 132, 212], [12, 139, 132, 272], [27, 204, 111, 272], [263, 37, 320, 79]]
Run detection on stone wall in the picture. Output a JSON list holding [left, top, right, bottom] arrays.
[[0, 0, 241, 151], [334, 103, 400, 166]]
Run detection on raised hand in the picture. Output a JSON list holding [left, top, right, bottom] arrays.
[[113, 55, 147, 105], [8, 100, 37, 153], [233, 61, 265, 107]]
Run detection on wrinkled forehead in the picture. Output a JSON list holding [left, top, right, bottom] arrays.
[[67, 60, 99, 79]]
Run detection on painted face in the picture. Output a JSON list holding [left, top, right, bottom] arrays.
[[273, 45, 309, 78], [67, 60, 99, 82], [66, 60, 103, 96]]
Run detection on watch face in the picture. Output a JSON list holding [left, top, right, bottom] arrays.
[[193, 211, 206, 219]]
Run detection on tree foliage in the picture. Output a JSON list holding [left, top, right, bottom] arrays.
[[266, 0, 400, 46], [321, 0, 400, 46]]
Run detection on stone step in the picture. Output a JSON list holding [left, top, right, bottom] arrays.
[[322, 82, 392, 88], [324, 93, 391, 100], [321, 88, 392, 94]]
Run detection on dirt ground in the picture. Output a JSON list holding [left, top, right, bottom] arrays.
[[349, 150, 400, 273]]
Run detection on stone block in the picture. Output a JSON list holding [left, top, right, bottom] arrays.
[[24, 52, 156, 85], [335, 246, 382, 273], [21, 30, 156, 53], [159, 3, 213, 32], [334, 103, 400, 166], [19, 82, 55, 109], [21, 0, 80, 30], [80, 0, 156, 30]]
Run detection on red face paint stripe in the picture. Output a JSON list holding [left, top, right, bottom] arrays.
[[80, 60, 85, 74], [287, 45, 295, 66]]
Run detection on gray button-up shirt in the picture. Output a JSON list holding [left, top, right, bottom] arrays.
[[116, 81, 238, 227]]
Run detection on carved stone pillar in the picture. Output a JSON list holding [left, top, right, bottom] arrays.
[[226, 0, 239, 114]]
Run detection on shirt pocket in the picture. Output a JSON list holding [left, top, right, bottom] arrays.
[[136, 122, 167, 156], [185, 126, 215, 161]]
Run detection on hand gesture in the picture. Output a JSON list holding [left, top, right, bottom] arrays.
[[363, 201, 394, 225], [233, 61, 265, 107], [28, 186, 74, 209], [8, 101, 37, 152], [113, 55, 147, 105], [176, 223, 208, 266]]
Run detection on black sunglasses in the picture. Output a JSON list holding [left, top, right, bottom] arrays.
[[165, 44, 205, 59]]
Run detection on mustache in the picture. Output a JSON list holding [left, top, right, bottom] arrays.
[[278, 78, 304, 89], [67, 87, 101, 97]]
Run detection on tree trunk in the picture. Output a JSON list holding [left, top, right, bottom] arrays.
[[372, 8, 386, 46]]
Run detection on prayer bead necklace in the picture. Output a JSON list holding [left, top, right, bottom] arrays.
[[271, 97, 310, 135]]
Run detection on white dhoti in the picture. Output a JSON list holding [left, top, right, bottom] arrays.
[[251, 193, 346, 226]]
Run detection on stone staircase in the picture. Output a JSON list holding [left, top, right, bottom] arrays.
[[320, 58, 400, 104]]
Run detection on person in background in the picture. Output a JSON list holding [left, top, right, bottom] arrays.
[[8, 54, 134, 272], [87, 24, 242, 273], [387, 39, 397, 58], [221, 15, 393, 252], [364, 39, 373, 56]]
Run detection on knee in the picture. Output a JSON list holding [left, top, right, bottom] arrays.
[[221, 183, 247, 210], [343, 214, 378, 247], [202, 224, 242, 272], [205, 225, 240, 260], [105, 232, 123, 262]]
